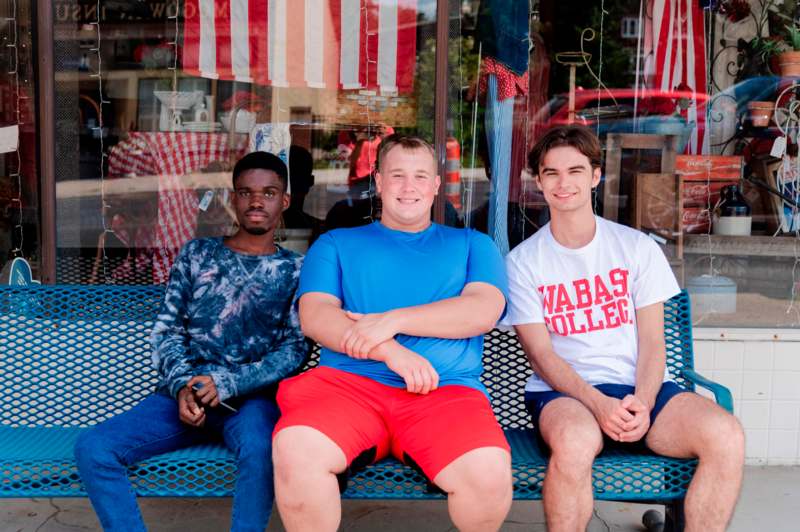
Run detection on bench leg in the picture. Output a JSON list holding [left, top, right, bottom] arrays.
[[664, 499, 686, 532], [641, 499, 685, 532]]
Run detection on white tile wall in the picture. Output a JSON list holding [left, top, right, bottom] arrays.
[[740, 401, 770, 429], [772, 372, 800, 401], [692, 333, 800, 465], [770, 402, 800, 430], [774, 343, 800, 371], [767, 430, 798, 462]]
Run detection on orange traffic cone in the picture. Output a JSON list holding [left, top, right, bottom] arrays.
[[445, 137, 461, 210]]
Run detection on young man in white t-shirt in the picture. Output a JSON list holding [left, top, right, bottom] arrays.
[[505, 125, 744, 532]]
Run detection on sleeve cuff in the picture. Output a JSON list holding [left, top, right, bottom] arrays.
[[210, 371, 236, 402]]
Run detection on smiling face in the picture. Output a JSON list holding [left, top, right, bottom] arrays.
[[374, 144, 440, 232], [232, 168, 289, 235], [536, 145, 601, 215]]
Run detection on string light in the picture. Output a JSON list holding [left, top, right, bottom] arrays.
[[6, 0, 24, 259], [89, 0, 110, 281]]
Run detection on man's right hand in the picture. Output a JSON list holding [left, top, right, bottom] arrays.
[[590, 394, 635, 441], [382, 347, 439, 395], [178, 387, 206, 427]]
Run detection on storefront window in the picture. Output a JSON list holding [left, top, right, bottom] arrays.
[[47, 0, 800, 328], [446, 0, 800, 328], [53, 0, 436, 284], [0, 0, 38, 276]]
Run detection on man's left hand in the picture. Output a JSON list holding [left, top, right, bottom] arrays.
[[617, 394, 650, 443], [187, 375, 221, 408], [341, 311, 399, 359]]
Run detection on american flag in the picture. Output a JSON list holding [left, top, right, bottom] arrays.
[[645, 0, 708, 154], [183, 0, 418, 93]]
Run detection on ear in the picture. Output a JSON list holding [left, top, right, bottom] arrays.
[[374, 171, 384, 195], [534, 173, 542, 191], [591, 167, 601, 188], [282, 192, 291, 211], [434, 174, 441, 195]]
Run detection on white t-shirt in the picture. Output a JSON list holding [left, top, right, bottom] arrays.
[[504, 216, 681, 392]]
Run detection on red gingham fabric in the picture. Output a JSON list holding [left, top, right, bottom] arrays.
[[108, 132, 248, 283], [478, 57, 529, 102]]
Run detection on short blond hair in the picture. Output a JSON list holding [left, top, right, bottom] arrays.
[[376, 134, 435, 173]]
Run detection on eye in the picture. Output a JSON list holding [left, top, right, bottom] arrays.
[[236, 189, 251, 199], [265, 189, 277, 198]]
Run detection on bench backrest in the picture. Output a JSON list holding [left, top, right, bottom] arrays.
[[0, 286, 693, 429]]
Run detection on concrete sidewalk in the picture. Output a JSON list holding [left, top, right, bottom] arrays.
[[2, 466, 797, 531]]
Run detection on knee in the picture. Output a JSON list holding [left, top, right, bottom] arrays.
[[272, 431, 302, 485], [272, 427, 338, 486], [74, 429, 116, 470], [548, 424, 602, 472], [236, 435, 272, 470], [701, 413, 745, 462], [452, 451, 513, 510]]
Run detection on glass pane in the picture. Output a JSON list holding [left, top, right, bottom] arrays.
[[448, 0, 800, 328], [53, 0, 437, 284], [0, 0, 39, 277]]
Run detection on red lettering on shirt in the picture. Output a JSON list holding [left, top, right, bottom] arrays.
[[617, 297, 632, 324], [601, 300, 621, 328], [539, 284, 556, 314], [593, 275, 613, 304], [554, 284, 575, 313], [609, 268, 629, 297], [584, 308, 606, 331], [572, 278, 593, 309], [538, 268, 631, 336], [551, 314, 569, 335], [566, 312, 587, 334]]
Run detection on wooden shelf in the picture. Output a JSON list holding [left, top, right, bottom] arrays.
[[684, 234, 800, 257]]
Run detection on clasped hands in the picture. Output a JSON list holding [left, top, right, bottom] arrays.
[[177, 375, 220, 427], [341, 310, 439, 395], [592, 394, 651, 443]]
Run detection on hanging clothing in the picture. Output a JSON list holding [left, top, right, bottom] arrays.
[[475, 0, 531, 76], [485, 74, 514, 256]]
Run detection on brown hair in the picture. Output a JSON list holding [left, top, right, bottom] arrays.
[[527, 125, 602, 173], [376, 134, 436, 173]]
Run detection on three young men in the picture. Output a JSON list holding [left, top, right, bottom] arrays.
[[75, 152, 306, 532], [76, 128, 744, 532], [505, 125, 744, 532]]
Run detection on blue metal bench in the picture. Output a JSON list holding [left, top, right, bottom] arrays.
[[0, 285, 731, 531]]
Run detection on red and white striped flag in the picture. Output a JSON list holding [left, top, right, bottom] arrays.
[[182, 0, 417, 93], [645, 0, 708, 154]]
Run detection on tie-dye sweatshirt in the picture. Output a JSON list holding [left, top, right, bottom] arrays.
[[150, 237, 306, 401]]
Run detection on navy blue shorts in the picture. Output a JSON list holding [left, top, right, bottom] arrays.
[[524, 381, 687, 454]]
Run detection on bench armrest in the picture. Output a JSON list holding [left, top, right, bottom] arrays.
[[682, 369, 734, 413]]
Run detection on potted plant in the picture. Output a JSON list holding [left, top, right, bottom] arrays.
[[777, 24, 800, 76], [746, 100, 775, 126]]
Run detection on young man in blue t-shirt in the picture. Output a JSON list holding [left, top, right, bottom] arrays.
[[273, 135, 512, 531], [74, 152, 307, 532]]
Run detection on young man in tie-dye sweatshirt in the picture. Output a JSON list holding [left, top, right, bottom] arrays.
[[75, 151, 306, 532]]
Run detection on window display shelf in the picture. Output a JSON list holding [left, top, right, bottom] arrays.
[[684, 234, 800, 257]]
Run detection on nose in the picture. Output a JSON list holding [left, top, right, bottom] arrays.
[[248, 192, 266, 207]]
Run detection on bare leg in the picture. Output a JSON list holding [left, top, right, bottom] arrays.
[[538, 397, 604, 532], [272, 426, 348, 532], [646, 392, 745, 532], [433, 446, 512, 532]]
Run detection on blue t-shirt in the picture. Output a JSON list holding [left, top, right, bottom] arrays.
[[298, 222, 508, 393]]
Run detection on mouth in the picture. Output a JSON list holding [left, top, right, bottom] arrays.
[[245, 211, 269, 222], [396, 198, 420, 205], [553, 192, 577, 200]]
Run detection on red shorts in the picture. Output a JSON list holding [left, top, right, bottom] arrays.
[[274, 366, 510, 481]]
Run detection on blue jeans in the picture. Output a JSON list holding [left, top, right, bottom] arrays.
[[74, 392, 279, 532]]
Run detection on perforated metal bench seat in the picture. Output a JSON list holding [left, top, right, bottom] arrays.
[[0, 286, 731, 528], [0, 426, 695, 500]]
